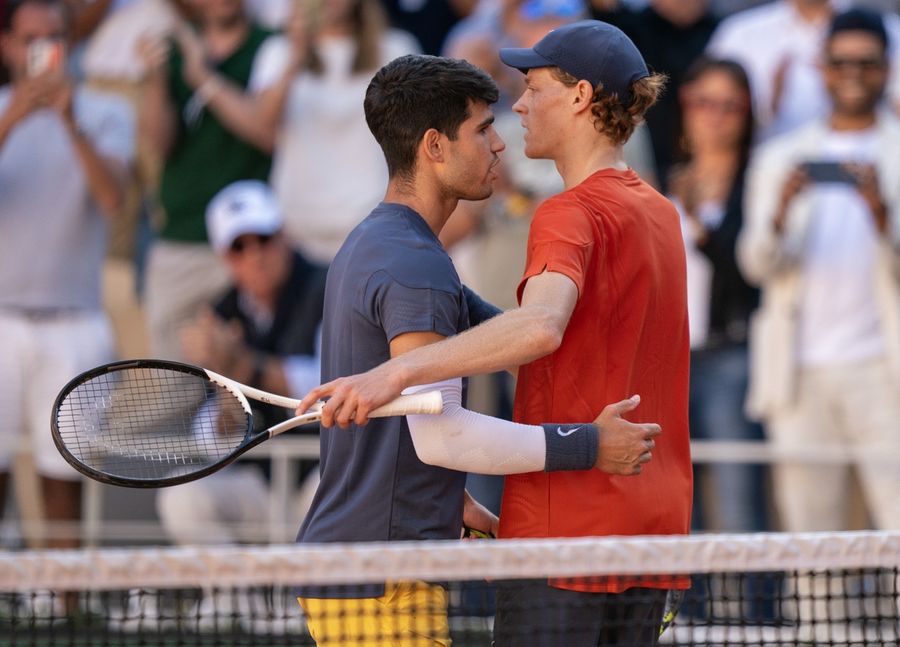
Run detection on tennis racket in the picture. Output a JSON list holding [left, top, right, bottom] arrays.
[[51, 359, 443, 488]]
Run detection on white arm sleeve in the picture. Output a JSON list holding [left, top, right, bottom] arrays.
[[403, 379, 547, 475]]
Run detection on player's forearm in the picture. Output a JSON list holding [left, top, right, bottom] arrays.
[[394, 304, 564, 388], [405, 380, 597, 475]]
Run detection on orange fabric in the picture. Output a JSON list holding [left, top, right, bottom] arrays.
[[499, 169, 693, 593]]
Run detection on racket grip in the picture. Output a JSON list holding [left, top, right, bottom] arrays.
[[370, 391, 443, 417]]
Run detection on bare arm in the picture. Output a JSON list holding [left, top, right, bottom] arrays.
[[299, 271, 577, 426], [138, 37, 178, 160], [65, 119, 128, 217], [196, 78, 286, 153], [49, 76, 128, 216], [177, 27, 293, 154]]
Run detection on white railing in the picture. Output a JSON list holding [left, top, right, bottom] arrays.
[[4, 437, 898, 546]]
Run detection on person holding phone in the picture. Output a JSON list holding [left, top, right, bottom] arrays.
[[739, 7, 900, 541], [0, 0, 133, 548]]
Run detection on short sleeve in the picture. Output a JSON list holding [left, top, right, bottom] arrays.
[[366, 270, 460, 342], [517, 194, 596, 303], [248, 35, 291, 93], [82, 93, 135, 165]]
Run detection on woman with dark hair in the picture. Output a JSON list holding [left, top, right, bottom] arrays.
[[669, 57, 769, 536], [259, 0, 419, 264]]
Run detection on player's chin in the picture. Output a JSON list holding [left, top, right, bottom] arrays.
[[461, 183, 494, 202], [522, 141, 545, 160]]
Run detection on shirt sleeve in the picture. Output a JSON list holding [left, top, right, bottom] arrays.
[[84, 94, 135, 165], [366, 269, 461, 342], [248, 35, 291, 93], [517, 194, 597, 303]]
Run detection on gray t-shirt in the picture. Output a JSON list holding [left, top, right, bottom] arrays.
[[0, 86, 133, 310], [297, 203, 469, 573]]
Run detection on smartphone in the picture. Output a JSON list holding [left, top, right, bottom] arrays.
[[26, 39, 65, 77], [801, 161, 858, 185]]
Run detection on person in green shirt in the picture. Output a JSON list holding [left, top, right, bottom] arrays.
[[139, 0, 295, 359]]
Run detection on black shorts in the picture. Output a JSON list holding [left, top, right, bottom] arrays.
[[492, 580, 668, 647]]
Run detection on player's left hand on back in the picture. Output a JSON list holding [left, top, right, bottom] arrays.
[[462, 490, 499, 539], [593, 395, 661, 476]]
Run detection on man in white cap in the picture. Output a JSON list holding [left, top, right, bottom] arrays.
[[157, 179, 326, 546]]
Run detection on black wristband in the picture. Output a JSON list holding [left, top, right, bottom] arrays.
[[463, 285, 503, 327], [542, 423, 598, 472]]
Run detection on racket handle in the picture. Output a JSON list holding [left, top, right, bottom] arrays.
[[370, 391, 443, 417]]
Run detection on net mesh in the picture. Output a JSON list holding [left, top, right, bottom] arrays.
[[53, 365, 252, 482], [1, 531, 897, 646]]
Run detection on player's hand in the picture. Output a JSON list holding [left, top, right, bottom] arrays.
[[296, 363, 405, 428], [462, 490, 499, 539], [593, 395, 661, 476]]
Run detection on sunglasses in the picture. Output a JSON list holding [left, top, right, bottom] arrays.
[[826, 57, 885, 72], [228, 233, 276, 254]]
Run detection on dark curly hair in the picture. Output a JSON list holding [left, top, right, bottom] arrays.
[[365, 54, 499, 180]]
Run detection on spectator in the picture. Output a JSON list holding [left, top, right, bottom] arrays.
[[669, 57, 767, 535], [708, 0, 900, 140], [381, 0, 474, 55], [255, 0, 418, 265], [80, 0, 180, 359], [0, 0, 132, 546], [157, 180, 326, 545], [590, 0, 719, 188], [738, 9, 900, 535], [139, 0, 291, 359]]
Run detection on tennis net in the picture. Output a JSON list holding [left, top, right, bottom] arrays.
[[0, 531, 897, 646]]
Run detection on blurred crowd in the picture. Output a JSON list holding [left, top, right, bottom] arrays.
[[1, 0, 900, 550]]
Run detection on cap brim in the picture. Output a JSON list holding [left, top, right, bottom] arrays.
[[498, 47, 555, 73]]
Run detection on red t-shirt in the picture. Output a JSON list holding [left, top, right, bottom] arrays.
[[498, 168, 692, 592]]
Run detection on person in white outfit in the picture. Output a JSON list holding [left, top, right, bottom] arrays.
[[739, 8, 900, 536], [739, 11, 900, 637], [0, 0, 132, 547], [256, 0, 420, 264]]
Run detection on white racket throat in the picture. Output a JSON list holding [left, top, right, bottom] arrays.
[[203, 369, 301, 410]]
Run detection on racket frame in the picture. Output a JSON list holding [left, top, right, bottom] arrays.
[[51, 359, 442, 488]]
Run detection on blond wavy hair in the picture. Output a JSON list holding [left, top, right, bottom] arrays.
[[551, 68, 667, 145]]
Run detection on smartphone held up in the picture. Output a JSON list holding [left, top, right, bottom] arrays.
[[26, 38, 65, 77]]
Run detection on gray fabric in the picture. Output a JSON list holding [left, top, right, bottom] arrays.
[[297, 203, 469, 562], [0, 87, 133, 310]]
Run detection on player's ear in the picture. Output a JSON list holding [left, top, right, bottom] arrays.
[[421, 128, 445, 163], [571, 80, 594, 115]]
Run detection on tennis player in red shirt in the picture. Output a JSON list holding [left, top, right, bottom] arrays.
[[300, 20, 692, 646]]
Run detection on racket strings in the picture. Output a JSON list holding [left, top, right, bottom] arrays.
[[55, 367, 251, 481]]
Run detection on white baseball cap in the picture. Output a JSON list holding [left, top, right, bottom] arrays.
[[205, 180, 283, 253]]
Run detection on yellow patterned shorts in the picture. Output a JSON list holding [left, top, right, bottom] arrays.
[[298, 580, 451, 646]]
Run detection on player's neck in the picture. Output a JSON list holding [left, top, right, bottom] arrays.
[[383, 180, 456, 237], [554, 138, 628, 190]]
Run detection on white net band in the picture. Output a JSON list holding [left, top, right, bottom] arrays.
[[2, 531, 898, 592]]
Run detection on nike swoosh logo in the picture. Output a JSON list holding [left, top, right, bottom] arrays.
[[557, 426, 583, 437]]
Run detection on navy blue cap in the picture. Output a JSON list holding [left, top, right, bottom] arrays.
[[499, 20, 649, 103]]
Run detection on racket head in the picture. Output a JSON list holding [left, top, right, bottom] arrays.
[[51, 359, 256, 488]]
